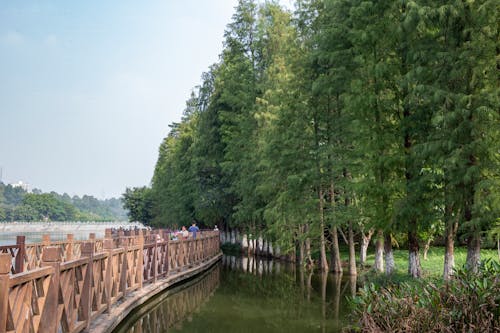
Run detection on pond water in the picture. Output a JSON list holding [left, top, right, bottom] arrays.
[[114, 255, 355, 333]]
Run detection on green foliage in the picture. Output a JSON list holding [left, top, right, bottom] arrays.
[[122, 187, 154, 225], [21, 193, 77, 221], [0, 182, 126, 222], [349, 260, 500, 332], [3, 184, 26, 206], [148, 0, 499, 274]]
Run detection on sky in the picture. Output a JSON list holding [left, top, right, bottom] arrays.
[[0, 1, 290, 199]]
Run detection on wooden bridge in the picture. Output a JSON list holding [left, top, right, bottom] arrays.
[[0, 228, 221, 333]]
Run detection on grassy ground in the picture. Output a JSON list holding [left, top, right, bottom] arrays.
[[356, 246, 499, 282]]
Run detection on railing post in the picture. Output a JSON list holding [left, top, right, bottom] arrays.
[[42, 234, 51, 246], [165, 238, 169, 276], [103, 237, 114, 313], [119, 230, 128, 296], [66, 234, 74, 261], [153, 235, 158, 283], [0, 253, 11, 333], [137, 232, 144, 289], [118, 229, 125, 246], [81, 242, 95, 328], [105, 228, 112, 239], [39, 246, 62, 333], [15, 235, 25, 273]]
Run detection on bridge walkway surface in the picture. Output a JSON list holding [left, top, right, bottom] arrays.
[[0, 228, 221, 333]]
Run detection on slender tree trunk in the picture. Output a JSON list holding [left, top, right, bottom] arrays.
[[329, 181, 342, 273], [443, 221, 457, 280], [289, 246, 296, 263], [400, 0, 422, 279], [466, 233, 481, 273], [330, 226, 342, 273], [464, 161, 480, 273], [304, 224, 313, 267], [247, 234, 252, 257], [349, 275, 357, 298], [374, 230, 384, 273], [408, 228, 422, 278], [343, 169, 355, 275], [360, 229, 374, 267], [319, 187, 329, 271], [423, 238, 432, 260], [299, 231, 305, 267], [348, 219, 356, 276], [384, 232, 395, 275]]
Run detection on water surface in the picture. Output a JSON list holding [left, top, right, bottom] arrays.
[[115, 255, 355, 333]]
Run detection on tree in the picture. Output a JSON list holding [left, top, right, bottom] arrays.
[[21, 193, 77, 221], [3, 184, 26, 206], [122, 187, 154, 225]]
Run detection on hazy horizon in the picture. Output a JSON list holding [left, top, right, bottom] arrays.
[[0, 1, 247, 199]]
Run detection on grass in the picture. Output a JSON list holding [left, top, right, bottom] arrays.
[[355, 246, 499, 284]]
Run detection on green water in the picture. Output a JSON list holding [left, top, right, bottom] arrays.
[[114, 255, 354, 333]]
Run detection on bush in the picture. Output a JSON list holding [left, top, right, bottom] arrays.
[[348, 260, 500, 332]]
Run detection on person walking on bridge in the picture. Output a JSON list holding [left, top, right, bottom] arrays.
[[188, 221, 200, 239]]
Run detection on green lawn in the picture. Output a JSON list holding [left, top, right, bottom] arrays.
[[354, 246, 499, 281]]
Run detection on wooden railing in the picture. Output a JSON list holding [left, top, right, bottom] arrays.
[[0, 229, 221, 333]]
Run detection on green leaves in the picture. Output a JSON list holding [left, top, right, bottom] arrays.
[[148, 0, 498, 273], [122, 187, 154, 225]]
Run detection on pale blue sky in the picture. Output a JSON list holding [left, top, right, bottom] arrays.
[[0, 1, 278, 198]]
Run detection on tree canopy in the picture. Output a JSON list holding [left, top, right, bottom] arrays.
[[139, 0, 499, 277]]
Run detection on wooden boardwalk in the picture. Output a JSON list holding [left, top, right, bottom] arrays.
[[0, 228, 221, 333]]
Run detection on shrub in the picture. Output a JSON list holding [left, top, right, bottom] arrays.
[[348, 260, 500, 332]]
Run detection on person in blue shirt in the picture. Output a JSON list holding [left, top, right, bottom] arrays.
[[188, 222, 200, 239]]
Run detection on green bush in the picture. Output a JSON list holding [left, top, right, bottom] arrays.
[[348, 260, 500, 332]]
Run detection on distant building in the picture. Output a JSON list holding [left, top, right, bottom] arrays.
[[10, 181, 30, 192]]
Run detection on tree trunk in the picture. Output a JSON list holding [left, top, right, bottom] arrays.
[[423, 238, 432, 260], [384, 233, 395, 275], [443, 229, 456, 280], [299, 233, 305, 267], [343, 168, 355, 275], [374, 230, 384, 273], [330, 225, 343, 273], [360, 229, 374, 267], [304, 224, 313, 267], [348, 220, 357, 276], [319, 187, 329, 271], [408, 228, 421, 278], [466, 233, 481, 273]]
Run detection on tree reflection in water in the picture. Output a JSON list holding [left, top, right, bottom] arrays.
[[113, 264, 220, 333], [114, 256, 356, 333]]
